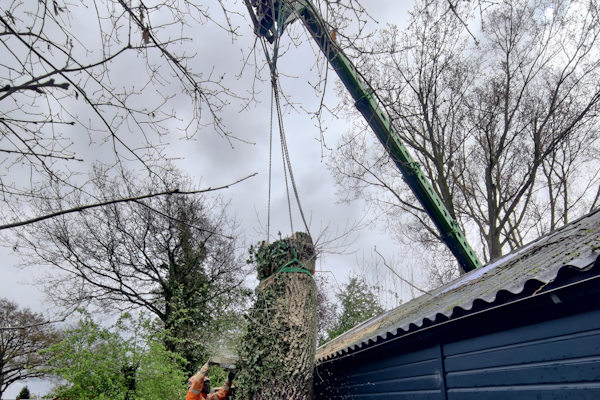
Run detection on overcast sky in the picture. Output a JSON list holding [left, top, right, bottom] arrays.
[[166, 0, 428, 305], [0, 1, 422, 397]]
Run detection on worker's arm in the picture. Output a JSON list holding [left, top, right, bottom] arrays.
[[207, 371, 235, 400], [186, 362, 210, 400]]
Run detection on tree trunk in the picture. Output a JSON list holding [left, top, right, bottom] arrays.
[[236, 232, 317, 400]]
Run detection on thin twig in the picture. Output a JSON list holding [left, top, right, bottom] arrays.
[[0, 148, 83, 161], [0, 303, 81, 331], [0, 173, 257, 230], [132, 200, 234, 240], [374, 247, 430, 296], [446, 0, 480, 46], [0, 79, 70, 99]]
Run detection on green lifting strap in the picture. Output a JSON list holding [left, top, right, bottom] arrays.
[[278, 266, 313, 278], [260, 247, 313, 281]]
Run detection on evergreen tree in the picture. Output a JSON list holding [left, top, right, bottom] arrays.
[[327, 275, 384, 341], [16, 386, 30, 399]]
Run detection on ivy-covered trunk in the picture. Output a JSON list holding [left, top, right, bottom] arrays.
[[236, 232, 317, 400]]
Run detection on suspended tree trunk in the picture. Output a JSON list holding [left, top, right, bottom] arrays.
[[237, 232, 317, 400]]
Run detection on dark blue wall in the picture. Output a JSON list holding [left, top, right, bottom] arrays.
[[315, 308, 600, 399], [316, 345, 446, 399]]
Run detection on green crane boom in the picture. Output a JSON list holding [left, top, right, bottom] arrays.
[[245, 0, 481, 273]]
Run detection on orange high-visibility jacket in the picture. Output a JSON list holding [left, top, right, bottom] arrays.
[[186, 375, 231, 400]]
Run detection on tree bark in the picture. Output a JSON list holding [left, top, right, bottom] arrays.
[[236, 232, 317, 400]]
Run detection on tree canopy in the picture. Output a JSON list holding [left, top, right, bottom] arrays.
[[0, 0, 247, 230], [330, 0, 600, 272], [44, 313, 187, 400], [326, 275, 384, 342], [16, 386, 30, 399], [17, 166, 252, 371], [0, 298, 58, 399]]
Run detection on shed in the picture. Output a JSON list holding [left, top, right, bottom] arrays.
[[315, 208, 600, 399]]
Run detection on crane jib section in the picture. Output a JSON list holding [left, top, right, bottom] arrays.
[[250, 0, 482, 273]]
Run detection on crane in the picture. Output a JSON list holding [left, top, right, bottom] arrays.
[[244, 0, 482, 274]]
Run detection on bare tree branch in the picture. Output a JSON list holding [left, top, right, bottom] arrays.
[[374, 246, 430, 296], [1, 173, 256, 230]]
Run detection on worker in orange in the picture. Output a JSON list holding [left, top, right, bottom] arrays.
[[186, 361, 234, 400]]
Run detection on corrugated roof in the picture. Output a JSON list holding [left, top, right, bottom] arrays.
[[317, 208, 600, 362]]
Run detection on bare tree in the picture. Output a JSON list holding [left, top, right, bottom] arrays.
[[329, 0, 477, 271], [0, 0, 379, 231], [0, 298, 58, 399], [16, 165, 252, 372], [536, 126, 600, 235], [461, 0, 600, 259], [0, 0, 241, 228], [315, 274, 336, 345], [330, 0, 600, 272]]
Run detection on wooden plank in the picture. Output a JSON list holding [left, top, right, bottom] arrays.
[[444, 329, 600, 372], [363, 346, 440, 371], [342, 374, 443, 394], [447, 382, 600, 400], [446, 356, 600, 387], [316, 345, 443, 399], [445, 309, 600, 356], [327, 390, 443, 399], [345, 359, 440, 382]]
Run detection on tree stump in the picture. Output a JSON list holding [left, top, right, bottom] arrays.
[[236, 232, 317, 400]]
